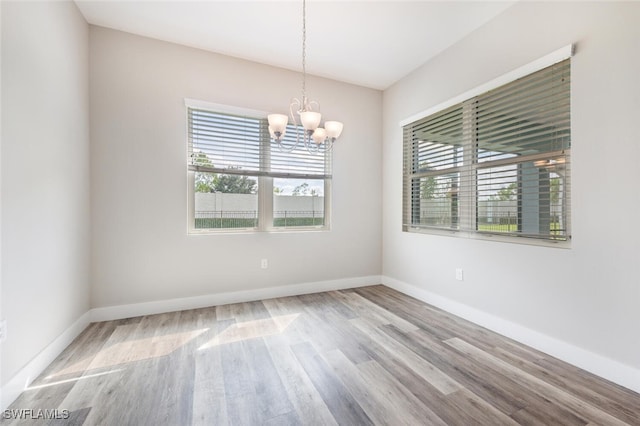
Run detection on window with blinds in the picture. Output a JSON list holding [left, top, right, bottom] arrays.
[[187, 105, 331, 232], [403, 58, 570, 242]]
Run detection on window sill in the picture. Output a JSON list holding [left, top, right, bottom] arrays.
[[188, 226, 330, 235], [404, 226, 571, 249]]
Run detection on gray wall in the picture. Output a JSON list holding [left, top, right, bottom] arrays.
[[1, 1, 90, 385], [89, 27, 383, 308], [383, 2, 640, 369]]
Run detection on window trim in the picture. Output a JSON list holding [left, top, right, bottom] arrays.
[[400, 46, 573, 248], [185, 99, 331, 234]]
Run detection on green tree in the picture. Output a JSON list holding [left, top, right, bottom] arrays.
[[497, 182, 517, 201], [193, 153, 216, 193], [418, 161, 439, 199], [421, 176, 438, 199], [292, 182, 309, 196], [192, 153, 257, 194], [213, 174, 257, 194]]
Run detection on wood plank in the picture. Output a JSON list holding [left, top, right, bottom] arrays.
[[357, 357, 449, 425], [364, 347, 516, 426], [510, 403, 588, 426], [387, 324, 532, 415], [493, 345, 640, 425], [192, 313, 230, 426], [297, 292, 358, 320], [306, 309, 374, 364], [445, 337, 632, 426], [323, 349, 443, 425], [220, 338, 261, 425], [243, 337, 297, 422], [350, 317, 462, 394], [261, 300, 338, 425], [329, 290, 420, 333], [263, 334, 338, 426], [290, 341, 373, 426]]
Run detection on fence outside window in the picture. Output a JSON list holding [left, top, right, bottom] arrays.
[[195, 210, 324, 229]]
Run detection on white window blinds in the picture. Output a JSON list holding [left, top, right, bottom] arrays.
[[403, 58, 570, 241], [188, 108, 331, 179]]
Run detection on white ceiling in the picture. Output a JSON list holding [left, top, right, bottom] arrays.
[[75, 1, 515, 90]]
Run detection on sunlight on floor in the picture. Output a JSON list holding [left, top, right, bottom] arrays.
[[198, 313, 299, 350], [30, 369, 124, 391], [50, 328, 209, 377]]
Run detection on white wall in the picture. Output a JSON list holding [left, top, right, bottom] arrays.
[[1, 1, 90, 385], [89, 27, 382, 308], [383, 1, 640, 371]]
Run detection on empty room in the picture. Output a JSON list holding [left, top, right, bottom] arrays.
[[1, 0, 639, 424]]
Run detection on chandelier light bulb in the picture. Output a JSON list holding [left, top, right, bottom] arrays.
[[267, 114, 288, 136], [299, 111, 322, 131], [324, 121, 344, 140], [312, 127, 327, 145]]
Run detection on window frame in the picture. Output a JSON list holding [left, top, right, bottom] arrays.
[[186, 99, 331, 234], [401, 46, 573, 247]]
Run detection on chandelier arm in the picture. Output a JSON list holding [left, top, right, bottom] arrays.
[[322, 139, 335, 153], [290, 98, 304, 149], [303, 133, 315, 153], [290, 98, 301, 121], [274, 139, 300, 153], [307, 100, 319, 113], [312, 138, 335, 153], [271, 100, 299, 153]]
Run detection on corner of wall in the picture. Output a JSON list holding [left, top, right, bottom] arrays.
[[0, 312, 91, 410]]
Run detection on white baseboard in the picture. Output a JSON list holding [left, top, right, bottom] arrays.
[[382, 275, 640, 394], [1, 311, 91, 410], [90, 275, 382, 322]]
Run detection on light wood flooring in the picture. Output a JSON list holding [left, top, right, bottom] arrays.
[[4, 285, 640, 425]]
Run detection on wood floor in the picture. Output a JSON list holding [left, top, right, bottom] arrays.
[[5, 285, 640, 425]]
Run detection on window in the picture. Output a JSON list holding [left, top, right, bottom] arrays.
[[403, 58, 570, 243], [187, 101, 331, 232]]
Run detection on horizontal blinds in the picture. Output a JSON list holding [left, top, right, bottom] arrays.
[[475, 153, 570, 239], [189, 109, 262, 174], [188, 108, 331, 179], [403, 59, 570, 241], [408, 105, 466, 173], [476, 60, 570, 161]]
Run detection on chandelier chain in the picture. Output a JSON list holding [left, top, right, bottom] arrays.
[[301, 0, 307, 103]]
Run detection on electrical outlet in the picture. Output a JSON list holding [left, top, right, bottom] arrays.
[[261, 259, 268, 269], [455, 268, 464, 281], [0, 319, 7, 343]]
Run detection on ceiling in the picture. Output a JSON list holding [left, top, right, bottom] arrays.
[[75, 1, 515, 90]]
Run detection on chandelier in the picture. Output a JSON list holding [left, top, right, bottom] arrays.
[[267, 0, 343, 154]]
